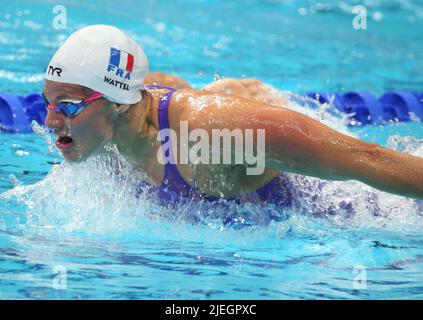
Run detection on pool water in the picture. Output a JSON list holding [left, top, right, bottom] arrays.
[[1, 0, 423, 299]]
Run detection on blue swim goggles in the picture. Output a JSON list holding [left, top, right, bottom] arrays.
[[42, 91, 105, 118]]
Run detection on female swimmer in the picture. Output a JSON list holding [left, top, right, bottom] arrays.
[[43, 25, 423, 203]]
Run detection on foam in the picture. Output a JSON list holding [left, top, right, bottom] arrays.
[[1, 88, 422, 237]]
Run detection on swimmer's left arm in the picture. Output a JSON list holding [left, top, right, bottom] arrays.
[[204, 78, 288, 106], [144, 71, 193, 89]]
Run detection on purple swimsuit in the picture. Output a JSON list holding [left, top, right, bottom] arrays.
[[136, 85, 295, 210]]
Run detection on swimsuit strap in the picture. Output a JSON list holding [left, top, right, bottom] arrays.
[[143, 84, 287, 204], [145, 85, 193, 194]]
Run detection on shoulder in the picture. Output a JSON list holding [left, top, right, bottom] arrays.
[[171, 88, 249, 110], [167, 89, 281, 135], [169, 89, 248, 123], [203, 78, 251, 96]]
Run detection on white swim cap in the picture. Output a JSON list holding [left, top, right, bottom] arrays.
[[45, 25, 149, 104]]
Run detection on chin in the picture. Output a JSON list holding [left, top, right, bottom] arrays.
[[60, 142, 105, 163], [61, 149, 89, 163]]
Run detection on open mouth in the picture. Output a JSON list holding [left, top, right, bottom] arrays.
[[56, 135, 74, 149]]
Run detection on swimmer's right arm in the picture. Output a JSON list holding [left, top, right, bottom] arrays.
[[193, 98, 423, 200], [358, 145, 423, 200], [258, 107, 423, 200]]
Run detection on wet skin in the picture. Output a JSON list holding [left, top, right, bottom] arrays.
[[44, 79, 278, 196], [44, 76, 423, 200], [44, 82, 118, 162]]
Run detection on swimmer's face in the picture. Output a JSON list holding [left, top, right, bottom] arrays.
[[44, 80, 116, 162]]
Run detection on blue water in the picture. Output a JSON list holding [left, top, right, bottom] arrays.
[[1, 0, 423, 299]]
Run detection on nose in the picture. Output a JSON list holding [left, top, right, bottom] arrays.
[[45, 110, 66, 131]]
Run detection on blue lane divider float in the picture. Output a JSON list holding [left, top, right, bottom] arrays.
[[306, 91, 423, 125], [0, 93, 46, 133], [0, 91, 422, 132]]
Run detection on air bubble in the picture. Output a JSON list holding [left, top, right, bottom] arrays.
[[9, 174, 21, 187]]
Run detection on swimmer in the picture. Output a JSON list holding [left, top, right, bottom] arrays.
[[43, 25, 423, 203]]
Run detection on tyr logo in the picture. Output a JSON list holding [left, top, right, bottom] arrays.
[[48, 65, 62, 77]]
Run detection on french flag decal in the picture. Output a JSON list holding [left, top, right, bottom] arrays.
[[109, 48, 134, 72]]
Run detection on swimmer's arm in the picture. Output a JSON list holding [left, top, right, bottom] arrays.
[[254, 106, 423, 200], [204, 78, 288, 106], [192, 97, 423, 200], [144, 71, 193, 89], [143, 73, 288, 107]]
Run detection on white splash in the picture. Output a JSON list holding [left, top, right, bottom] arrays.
[[2, 152, 157, 235], [1, 86, 422, 237]]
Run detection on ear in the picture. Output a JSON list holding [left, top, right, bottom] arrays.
[[115, 104, 130, 114]]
